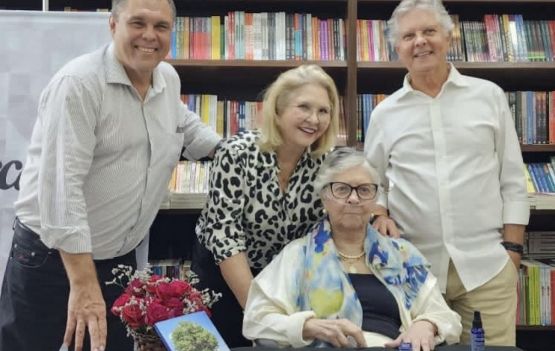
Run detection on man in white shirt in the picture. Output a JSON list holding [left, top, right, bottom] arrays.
[[0, 0, 220, 350], [364, 0, 529, 346]]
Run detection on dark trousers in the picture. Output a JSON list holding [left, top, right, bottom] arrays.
[[0, 219, 136, 351], [191, 236, 261, 348]]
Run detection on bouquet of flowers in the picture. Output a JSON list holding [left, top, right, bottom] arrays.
[[108, 265, 220, 350]]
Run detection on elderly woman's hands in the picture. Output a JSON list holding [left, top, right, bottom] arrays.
[[384, 320, 437, 351], [302, 318, 367, 348]]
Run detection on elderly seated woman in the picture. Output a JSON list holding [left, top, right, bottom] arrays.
[[242, 148, 461, 350]]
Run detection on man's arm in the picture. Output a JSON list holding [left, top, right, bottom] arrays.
[[60, 252, 106, 351], [502, 224, 525, 268], [38, 76, 104, 350], [179, 103, 221, 160], [494, 89, 529, 269]]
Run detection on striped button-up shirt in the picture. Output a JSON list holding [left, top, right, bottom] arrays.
[[15, 43, 220, 259]]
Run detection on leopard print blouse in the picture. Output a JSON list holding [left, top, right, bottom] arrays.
[[195, 130, 326, 269]]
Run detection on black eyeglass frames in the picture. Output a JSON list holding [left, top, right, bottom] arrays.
[[327, 182, 378, 200]]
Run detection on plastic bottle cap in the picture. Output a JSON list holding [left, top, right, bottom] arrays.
[[472, 310, 483, 329]]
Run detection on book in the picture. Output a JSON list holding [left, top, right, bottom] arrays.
[[154, 311, 230, 351]]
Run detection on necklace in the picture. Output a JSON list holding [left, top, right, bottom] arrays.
[[336, 249, 365, 274]]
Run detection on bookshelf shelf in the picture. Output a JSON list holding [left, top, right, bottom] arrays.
[[168, 59, 348, 68], [357, 62, 555, 92], [521, 145, 555, 153], [516, 325, 555, 331]]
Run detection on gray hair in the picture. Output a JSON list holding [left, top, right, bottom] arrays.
[[314, 147, 380, 195], [111, 0, 176, 21], [387, 0, 454, 46]]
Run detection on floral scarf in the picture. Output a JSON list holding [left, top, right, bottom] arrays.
[[297, 219, 430, 327]]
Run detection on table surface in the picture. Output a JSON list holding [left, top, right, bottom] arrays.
[[231, 346, 523, 351]]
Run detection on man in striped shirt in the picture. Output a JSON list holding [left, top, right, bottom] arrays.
[[0, 0, 220, 350]]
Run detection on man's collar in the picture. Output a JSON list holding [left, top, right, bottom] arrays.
[[397, 63, 469, 99], [105, 43, 166, 94]]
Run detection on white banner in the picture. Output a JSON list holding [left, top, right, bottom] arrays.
[[0, 11, 111, 292]]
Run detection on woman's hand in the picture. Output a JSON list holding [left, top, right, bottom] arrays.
[[372, 214, 401, 238], [384, 320, 437, 351], [302, 318, 367, 348]]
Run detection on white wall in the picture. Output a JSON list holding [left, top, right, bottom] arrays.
[[0, 11, 111, 292]]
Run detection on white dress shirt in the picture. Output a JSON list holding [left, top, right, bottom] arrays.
[[15, 43, 220, 259], [364, 65, 529, 292]]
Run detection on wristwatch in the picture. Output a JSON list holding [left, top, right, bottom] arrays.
[[501, 241, 524, 255]]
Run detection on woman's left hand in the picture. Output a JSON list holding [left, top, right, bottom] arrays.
[[384, 320, 437, 351]]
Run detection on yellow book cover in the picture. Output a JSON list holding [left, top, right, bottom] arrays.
[[216, 100, 224, 137], [524, 165, 536, 193], [211, 16, 221, 60], [168, 165, 177, 191], [201, 95, 210, 125]]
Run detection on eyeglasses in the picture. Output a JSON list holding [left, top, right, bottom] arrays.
[[327, 182, 378, 200]]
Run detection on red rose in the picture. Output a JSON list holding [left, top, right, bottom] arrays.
[[111, 293, 131, 316], [145, 300, 171, 326], [169, 280, 192, 297], [125, 278, 146, 297], [155, 281, 179, 301], [121, 302, 145, 329], [146, 275, 163, 294], [163, 297, 183, 310]]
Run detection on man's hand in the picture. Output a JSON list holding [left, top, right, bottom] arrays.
[[63, 282, 106, 351], [507, 250, 521, 269], [302, 318, 366, 348], [372, 214, 401, 238], [385, 320, 437, 351], [59, 251, 106, 351]]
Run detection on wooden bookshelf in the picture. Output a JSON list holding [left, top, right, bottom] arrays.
[[3, 0, 553, 345]]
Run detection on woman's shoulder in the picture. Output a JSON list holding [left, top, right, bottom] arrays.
[[215, 130, 263, 160]]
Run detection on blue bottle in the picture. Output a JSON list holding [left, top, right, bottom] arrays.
[[470, 311, 485, 351], [398, 342, 412, 351]]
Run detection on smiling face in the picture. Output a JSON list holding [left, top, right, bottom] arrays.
[[109, 0, 173, 85], [394, 8, 450, 81], [275, 83, 331, 155], [323, 165, 376, 234]]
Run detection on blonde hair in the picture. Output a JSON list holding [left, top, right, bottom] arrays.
[[258, 64, 340, 157]]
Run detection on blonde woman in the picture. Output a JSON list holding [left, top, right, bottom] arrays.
[[192, 64, 340, 347]]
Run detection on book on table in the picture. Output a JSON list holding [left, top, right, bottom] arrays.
[[154, 311, 230, 351]]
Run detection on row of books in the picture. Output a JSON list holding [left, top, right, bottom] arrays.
[[525, 231, 555, 258], [356, 93, 389, 143], [463, 15, 554, 63], [525, 158, 555, 194], [507, 91, 555, 145], [161, 161, 211, 209], [517, 259, 555, 326], [167, 12, 554, 63], [356, 91, 555, 145], [169, 13, 346, 61], [181, 94, 262, 138], [149, 259, 192, 281], [168, 160, 211, 195]]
